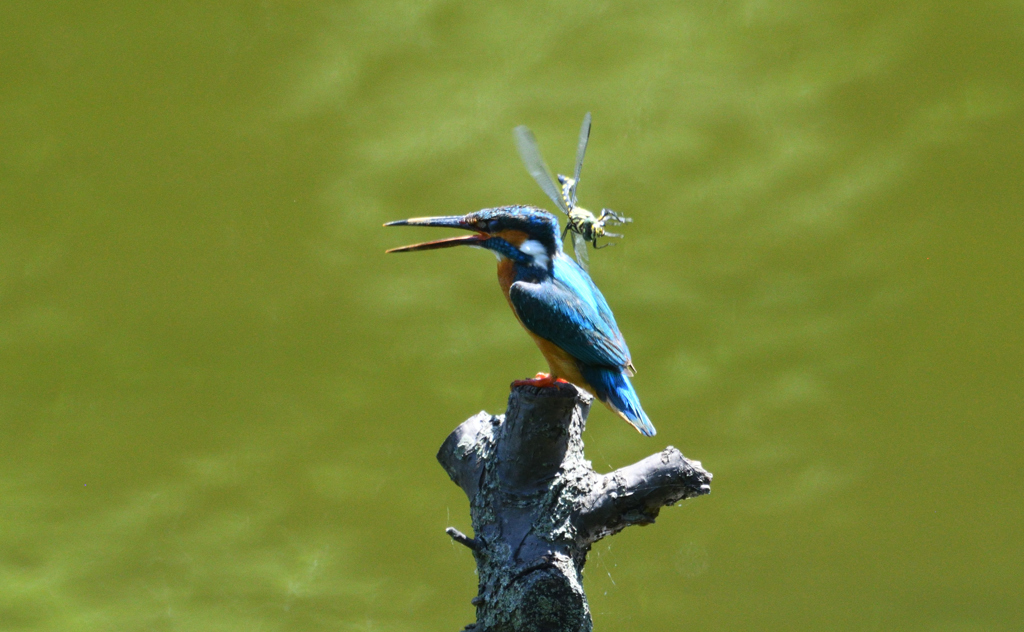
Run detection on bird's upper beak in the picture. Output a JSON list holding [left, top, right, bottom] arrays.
[[384, 215, 488, 253]]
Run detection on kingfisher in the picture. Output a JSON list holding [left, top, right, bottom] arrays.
[[385, 205, 656, 436]]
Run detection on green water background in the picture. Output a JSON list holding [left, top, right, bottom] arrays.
[[2, 2, 1022, 630]]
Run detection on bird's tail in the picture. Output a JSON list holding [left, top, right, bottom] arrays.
[[580, 366, 657, 436]]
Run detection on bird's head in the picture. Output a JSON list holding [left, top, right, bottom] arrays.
[[385, 206, 561, 270]]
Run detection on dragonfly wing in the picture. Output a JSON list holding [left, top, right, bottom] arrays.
[[514, 125, 569, 215], [572, 231, 589, 271], [572, 112, 592, 207]]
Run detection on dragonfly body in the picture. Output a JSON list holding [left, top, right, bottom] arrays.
[[514, 113, 632, 270], [557, 175, 631, 249]]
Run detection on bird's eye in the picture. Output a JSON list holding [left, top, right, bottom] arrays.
[[486, 220, 499, 232]]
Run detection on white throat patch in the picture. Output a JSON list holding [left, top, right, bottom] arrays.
[[519, 239, 550, 269]]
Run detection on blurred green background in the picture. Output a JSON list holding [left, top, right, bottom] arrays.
[[2, 2, 1022, 630]]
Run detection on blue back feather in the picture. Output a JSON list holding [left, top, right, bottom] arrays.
[[551, 252, 630, 358]]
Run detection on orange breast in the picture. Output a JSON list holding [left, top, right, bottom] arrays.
[[497, 258, 517, 300], [495, 259, 594, 395]]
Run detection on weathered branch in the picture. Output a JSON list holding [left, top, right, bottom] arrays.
[[575, 447, 711, 543], [446, 527, 479, 551], [438, 382, 711, 632]]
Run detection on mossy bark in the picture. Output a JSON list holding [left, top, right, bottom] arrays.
[[438, 382, 712, 632]]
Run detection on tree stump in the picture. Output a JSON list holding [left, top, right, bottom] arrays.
[[437, 382, 712, 632]]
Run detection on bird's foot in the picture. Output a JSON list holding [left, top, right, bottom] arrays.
[[512, 372, 570, 388]]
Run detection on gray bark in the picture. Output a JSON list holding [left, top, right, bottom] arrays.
[[437, 382, 712, 632]]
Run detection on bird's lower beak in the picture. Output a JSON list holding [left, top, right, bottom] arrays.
[[384, 215, 488, 253]]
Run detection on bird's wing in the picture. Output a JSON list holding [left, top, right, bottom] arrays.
[[509, 279, 631, 370], [552, 253, 627, 341]]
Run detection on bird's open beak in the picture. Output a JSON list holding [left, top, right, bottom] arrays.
[[384, 215, 488, 253]]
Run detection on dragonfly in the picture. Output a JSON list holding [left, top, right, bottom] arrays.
[[514, 112, 632, 271]]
